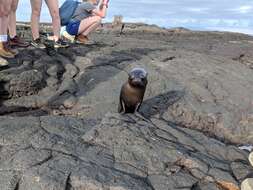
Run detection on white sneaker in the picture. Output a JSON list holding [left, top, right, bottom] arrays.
[[0, 57, 8, 67], [61, 31, 75, 43], [60, 26, 66, 35], [249, 152, 253, 167]]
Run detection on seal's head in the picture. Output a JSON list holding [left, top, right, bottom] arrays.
[[128, 68, 148, 88]]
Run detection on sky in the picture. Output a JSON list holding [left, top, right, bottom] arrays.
[[16, 0, 253, 35]]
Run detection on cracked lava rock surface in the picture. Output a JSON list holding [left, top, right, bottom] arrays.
[[0, 23, 253, 190]]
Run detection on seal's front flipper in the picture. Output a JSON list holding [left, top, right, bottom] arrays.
[[134, 102, 141, 113], [118, 101, 122, 113], [118, 100, 126, 113]]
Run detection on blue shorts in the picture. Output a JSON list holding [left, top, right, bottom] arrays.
[[66, 21, 81, 35]]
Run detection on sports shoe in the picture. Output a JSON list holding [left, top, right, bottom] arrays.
[[75, 34, 89, 44], [0, 42, 16, 58], [61, 31, 75, 43], [31, 38, 46, 49], [249, 152, 253, 167], [54, 39, 69, 48], [0, 57, 8, 67], [5, 42, 19, 56], [9, 36, 29, 47]]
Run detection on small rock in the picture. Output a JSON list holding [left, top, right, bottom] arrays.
[[231, 161, 252, 181], [46, 65, 58, 77], [46, 77, 58, 87], [82, 128, 99, 143], [241, 178, 253, 190], [34, 176, 40, 182], [63, 64, 78, 79], [63, 96, 77, 109], [216, 181, 239, 190], [249, 152, 253, 167], [22, 61, 31, 66]]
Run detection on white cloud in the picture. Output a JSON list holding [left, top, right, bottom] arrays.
[[16, 0, 253, 35], [186, 7, 209, 13], [231, 5, 252, 13]]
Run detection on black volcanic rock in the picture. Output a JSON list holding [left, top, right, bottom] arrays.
[[0, 23, 253, 189], [9, 70, 46, 98], [0, 113, 251, 190]]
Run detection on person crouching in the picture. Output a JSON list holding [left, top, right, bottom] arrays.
[[63, 0, 109, 44]]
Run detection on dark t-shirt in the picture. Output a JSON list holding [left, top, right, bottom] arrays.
[[71, 2, 96, 22]]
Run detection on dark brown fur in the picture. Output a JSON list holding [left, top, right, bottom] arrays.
[[118, 68, 147, 113]]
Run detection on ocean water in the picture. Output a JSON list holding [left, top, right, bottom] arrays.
[[16, 0, 253, 35]]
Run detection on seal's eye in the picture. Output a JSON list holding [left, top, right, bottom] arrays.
[[139, 74, 145, 79]]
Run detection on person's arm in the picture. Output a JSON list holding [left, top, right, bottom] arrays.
[[92, 0, 109, 18]]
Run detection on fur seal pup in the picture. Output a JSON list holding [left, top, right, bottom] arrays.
[[118, 68, 148, 113]]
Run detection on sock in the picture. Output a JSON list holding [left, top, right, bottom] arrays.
[[0, 35, 8, 42]]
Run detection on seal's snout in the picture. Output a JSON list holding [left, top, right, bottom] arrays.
[[132, 78, 142, 83], [130, 77, 143, 86]]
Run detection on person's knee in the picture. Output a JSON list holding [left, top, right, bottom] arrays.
[[0, 8, 5, 16], [0, 10, 10, 17], [11, 0, 19, 11], [31, 3, 41, 18], [0, 5, 11, 16], [31, 8, 41, 18], [51, 10, 60, 21]]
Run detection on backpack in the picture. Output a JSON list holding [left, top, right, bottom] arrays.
[[59, 0, 80, 26]]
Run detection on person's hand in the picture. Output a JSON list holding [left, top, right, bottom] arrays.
[[103, 0, 109, 5], [99, 0, 108, 9]]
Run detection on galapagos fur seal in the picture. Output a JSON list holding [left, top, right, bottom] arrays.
[[118, 68, 148, 113]]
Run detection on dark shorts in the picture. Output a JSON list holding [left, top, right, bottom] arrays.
[[66, 21, 81, 35]]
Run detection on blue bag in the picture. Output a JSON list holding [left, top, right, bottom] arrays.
[[59, 0, 80, 26]]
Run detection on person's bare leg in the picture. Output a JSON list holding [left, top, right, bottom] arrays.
[[8, 0, 28, 47], [45, 0, 60, 41], [0, 0, 15, 58], [78, 16, 101, 36], [30, 0, 42, 40], [8, 0, 19, 38], [81, 21, 101, 36], [0, 0, 10, 36], [0, 17, 8, 36]]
